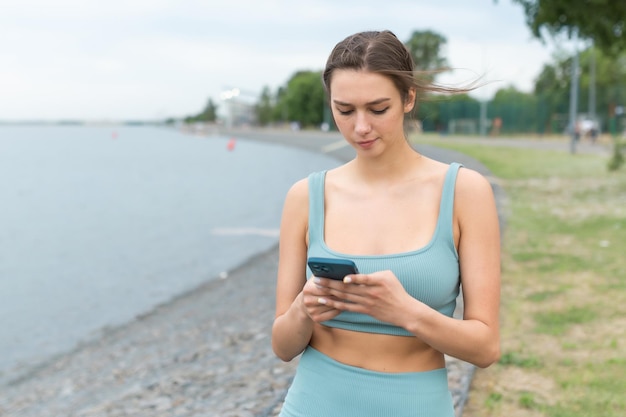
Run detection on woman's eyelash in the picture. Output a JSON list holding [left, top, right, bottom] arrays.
[[336, 108, 389, 115]]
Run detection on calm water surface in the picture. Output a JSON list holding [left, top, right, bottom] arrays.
[[0, 125, 339, 384]]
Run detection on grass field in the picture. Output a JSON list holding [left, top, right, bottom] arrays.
[[415, 135, 626, 417]]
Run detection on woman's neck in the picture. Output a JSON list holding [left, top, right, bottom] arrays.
[[352, 140, 423, 184]]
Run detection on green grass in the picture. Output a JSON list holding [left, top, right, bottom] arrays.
[[499, 351, 543, 368], [519, 392, 539, 410], [534, 306, 598, 335], [527, 289, 565, 302], [415, 135, 626, 417], [485, 392, 503, 411]]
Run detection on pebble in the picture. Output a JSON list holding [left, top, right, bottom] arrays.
[[0, 246, 474, 417]]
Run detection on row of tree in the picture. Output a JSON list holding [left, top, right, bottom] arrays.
[[180, 98, 218, 124], [181, 0, 626, 136], [252, 39, 625, 136], [254, 30, 456, 130], [177, 29, 450, 128]]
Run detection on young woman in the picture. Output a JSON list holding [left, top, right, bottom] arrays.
[[272, 30, 501, 417]]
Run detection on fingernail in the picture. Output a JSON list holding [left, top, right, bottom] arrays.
[[344, 276, 352, 283], [314, 277, 321, 284], [317, 297, 327, 305]]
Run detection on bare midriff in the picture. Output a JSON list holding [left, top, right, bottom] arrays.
[[309, 323, 445, 373]]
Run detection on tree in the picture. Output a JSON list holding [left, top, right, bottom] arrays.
[[255, 86, 274, 126], [532, 47, 626, 132], [184, 98, 219, 123], [418, 94, 481, 133], [491, 86, 541, 133], [404, 30, 449, 85], [532, 52, 572, 132], [278, 71, 325, 127], [200, 98, 218, 122], [577, 47, 626, 122], [509, 0, 626, 54], [250, 30, 452, 130], [273, 86, 288, 123]]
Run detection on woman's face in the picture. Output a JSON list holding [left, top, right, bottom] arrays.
[[329, 69, 415, 154]]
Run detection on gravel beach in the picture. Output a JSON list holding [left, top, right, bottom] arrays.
[[1, 128, 508, 417]]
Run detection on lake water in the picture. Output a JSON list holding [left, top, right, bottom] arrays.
[[0, 125, 339, 385]]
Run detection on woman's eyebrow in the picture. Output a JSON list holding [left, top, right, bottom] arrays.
[[333, 98, 391, 106]]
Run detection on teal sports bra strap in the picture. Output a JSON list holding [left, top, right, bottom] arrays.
[[438, 162, 463, 240], [307, 170, 326, 244]]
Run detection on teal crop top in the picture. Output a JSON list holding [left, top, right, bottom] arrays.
[[306, 163, 463, 337]]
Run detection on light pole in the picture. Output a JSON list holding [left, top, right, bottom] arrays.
[[480, 100, 488, 137], [568, 33, 580, 154], [589, 45, 596, 124]]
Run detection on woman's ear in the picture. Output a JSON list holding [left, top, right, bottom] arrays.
[[404, 88, 417, 113]]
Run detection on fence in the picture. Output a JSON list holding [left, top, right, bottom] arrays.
[[417, 97, 575, 135]]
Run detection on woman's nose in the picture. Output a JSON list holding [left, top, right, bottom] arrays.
[[354, 111, 371, 135]]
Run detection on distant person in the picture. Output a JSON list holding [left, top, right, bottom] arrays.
[[590, 126, 599, 143], [491, 116, 502, 136], [272, 30, 501, 417]]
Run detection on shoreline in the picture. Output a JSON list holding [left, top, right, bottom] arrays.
[[1, 244, 296, 417]]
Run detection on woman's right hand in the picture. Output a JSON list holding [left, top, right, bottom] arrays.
[[301, 276, 344, 322]]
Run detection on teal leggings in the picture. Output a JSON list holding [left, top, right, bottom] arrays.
[[279, 347, 455, 417]]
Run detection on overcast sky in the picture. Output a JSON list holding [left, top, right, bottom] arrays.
[[1, 0, 568, 121]]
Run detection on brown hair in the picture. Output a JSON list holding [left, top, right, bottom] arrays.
[[322, 30, 471, 108]]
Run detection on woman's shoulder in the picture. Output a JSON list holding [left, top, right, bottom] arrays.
[[455, 165, 493, 192], [281, 177, 311, 228], [454, 165, 496, 212], [284, 169, 328, 205], [285, 176, 310, 201]]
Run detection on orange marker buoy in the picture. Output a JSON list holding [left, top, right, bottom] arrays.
[[227, 137, 236, 151]]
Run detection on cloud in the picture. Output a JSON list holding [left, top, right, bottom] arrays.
[[0, 0, 555, 120]]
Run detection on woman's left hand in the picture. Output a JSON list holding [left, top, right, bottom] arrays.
[[316, 270, 419, 326]]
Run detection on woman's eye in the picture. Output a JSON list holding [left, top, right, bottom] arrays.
[[337, 109, 353, 115], [372, 107, 388, 115]]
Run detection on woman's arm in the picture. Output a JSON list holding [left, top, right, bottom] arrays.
[[271, 179, 315, 362], [396, 168, 501, 367]]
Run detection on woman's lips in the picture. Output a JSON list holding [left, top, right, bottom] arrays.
[[356, 138, 378, 149]]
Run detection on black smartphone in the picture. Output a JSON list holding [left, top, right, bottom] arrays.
[[307, 257, 359, 281]]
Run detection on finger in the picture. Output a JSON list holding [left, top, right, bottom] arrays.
[[303, 281, 334, 297], [315, 276, 351, 288], [342, 273, 370, 285], [312, 276, 340, 286], [325, 298, 368, 315], [315, 295, 350, 305], [325, 282, 368, 300], [313, 277, 338, 290], [308, 303, 342, 322]]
